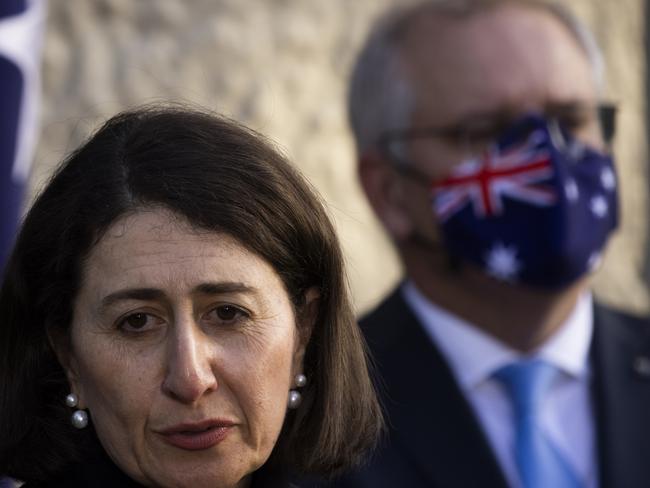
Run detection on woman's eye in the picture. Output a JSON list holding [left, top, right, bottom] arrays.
[[208, 304, 249, 324], [118, 313, 161, 332]]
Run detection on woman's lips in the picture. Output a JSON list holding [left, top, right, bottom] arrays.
[[158, 420, 234, 451]]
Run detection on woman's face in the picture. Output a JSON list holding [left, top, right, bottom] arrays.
[[63, 208, 312, 488]]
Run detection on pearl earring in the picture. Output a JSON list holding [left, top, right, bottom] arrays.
[[71, 410, 88, 429], [65, 393, 89, 429], [65, 393, 78, 407], [288, 374, 307, 409]]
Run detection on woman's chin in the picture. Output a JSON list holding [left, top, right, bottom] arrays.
[[127, 439, 262, 488]]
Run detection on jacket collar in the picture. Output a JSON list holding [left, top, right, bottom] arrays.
[[591, 303, 650, 488], [363, 287, 510, 487]]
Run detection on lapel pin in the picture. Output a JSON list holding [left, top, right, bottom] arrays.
[[632, 356, 650, 378]]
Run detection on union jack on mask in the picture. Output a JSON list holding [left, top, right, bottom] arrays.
[[431, 114, 618, 289]]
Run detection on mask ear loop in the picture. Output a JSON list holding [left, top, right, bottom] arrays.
[[546, 116, 589, 163], [547, 117, 567, 150]]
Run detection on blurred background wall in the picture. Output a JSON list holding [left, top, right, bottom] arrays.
[[30, 0, 647, 315]]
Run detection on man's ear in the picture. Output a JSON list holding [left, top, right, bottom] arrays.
[[358, 149, 414, 241], [292, 288, 319, 377], [47, 327, 85, 406]]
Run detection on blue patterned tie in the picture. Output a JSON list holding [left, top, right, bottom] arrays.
[[494, 360, 581, 488]]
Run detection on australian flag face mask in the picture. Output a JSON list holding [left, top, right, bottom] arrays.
[[430, 113, 618, 289]]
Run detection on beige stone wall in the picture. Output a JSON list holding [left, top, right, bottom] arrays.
[[32, 0, 647, 314], [571, 0, 650, 313]]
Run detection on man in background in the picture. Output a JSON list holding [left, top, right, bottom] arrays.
[[336, 0, 650, 486]]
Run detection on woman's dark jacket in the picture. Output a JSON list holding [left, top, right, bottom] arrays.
[[19, 445, 296, 488]]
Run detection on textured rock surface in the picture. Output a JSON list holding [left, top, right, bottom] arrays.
[[32, 0, 647, 314]]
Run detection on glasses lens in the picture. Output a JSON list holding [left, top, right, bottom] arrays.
[[378, 103, 617, 167], [598, 104, 617, 144]]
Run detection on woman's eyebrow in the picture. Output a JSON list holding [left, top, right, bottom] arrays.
[[193, 282, 255, 296], [99, 282, 256, 310], [101, 288, 166, 308]]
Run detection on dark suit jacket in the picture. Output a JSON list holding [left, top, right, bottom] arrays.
[[327, 286, 650, 488]]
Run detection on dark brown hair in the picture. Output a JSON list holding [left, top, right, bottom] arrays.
[[0, 106, 383, 482]]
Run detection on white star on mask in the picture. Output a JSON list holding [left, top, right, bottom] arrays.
[[601, 167, 616, 191], [590, 195, 609, 218], [484, 242, 522, 282]]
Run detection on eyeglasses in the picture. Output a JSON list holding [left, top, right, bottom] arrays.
[[378, 102, 618, 163]]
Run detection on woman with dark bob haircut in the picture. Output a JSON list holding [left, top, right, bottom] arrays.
[[0, 106, 383, 487]]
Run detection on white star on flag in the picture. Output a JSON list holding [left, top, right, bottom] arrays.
[[590, 195, 608, 218], [600, 167, 616, 191], [484, 242, 522, 282], [0, 0, 46, 183]]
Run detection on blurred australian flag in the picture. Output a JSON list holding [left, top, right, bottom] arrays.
[[0, 0, 45, 274]]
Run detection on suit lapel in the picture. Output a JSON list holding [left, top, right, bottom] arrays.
[[591, 304, 650, 488], [363, 288, 509, 488]]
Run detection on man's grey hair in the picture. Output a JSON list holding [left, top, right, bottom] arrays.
[[348, 0, 606, 155]]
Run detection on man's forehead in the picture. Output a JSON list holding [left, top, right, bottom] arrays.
[[396, 3, 597, 123], [398, 1, 574, 41], [399, 3, 580, 65]]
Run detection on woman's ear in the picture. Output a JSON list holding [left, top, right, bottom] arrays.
[[292, 287, 319, 376], [47, 326, 84, 405]]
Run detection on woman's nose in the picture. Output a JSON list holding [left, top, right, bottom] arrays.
[[161, 319, 218, 404]]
